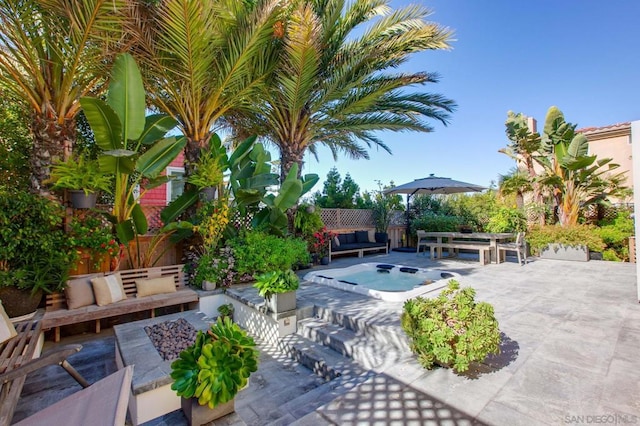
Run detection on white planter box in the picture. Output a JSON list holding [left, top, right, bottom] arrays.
[[540, 243, 589, 262], [266, 291, 296, 313]]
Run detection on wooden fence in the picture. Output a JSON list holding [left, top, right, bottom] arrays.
[[319, 208, 407, 249]]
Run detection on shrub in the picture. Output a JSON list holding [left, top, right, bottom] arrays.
[[0, 189, 75, 293], [229, 231, 310, 276], [485, 206, 527, 233], [401, 280, 501, 373], [527, 224, 605, 255], [410, 213, 463, 236], [596, 211, 634, 261]]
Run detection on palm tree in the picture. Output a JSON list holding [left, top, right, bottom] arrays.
[[500, 111, 545, 223], [0, 0, 127, 194], [227, 0, 456, 182], [498, 168, 532, 209], [126, 0, 280, 174]]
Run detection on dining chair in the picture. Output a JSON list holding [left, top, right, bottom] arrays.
[[498, 232, 527, 265]]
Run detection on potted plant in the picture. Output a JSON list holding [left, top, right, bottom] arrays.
[[49, 155, 112, 208], [187, 144, 224, 200], [527, 224, 605, 262], [68, 215, 120, 274], [0, 189, 75, 317], [217, 303, 234, 322], [253, 269, 299, 313], [171, 317, 258, 425]]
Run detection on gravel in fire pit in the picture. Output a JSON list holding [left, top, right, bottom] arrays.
[[144, 318, 197, 361]]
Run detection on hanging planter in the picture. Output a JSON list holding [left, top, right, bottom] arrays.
[[69, 190, 97, 209]]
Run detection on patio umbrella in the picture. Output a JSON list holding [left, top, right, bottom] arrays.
[[384, 174, 486, 246]]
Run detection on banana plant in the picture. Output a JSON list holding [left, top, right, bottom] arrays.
[[80, 53, 187, 253], [534, 107, 628, 226]]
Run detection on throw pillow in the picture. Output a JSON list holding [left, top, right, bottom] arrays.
[[333, 236, 340, 248], [355, 230, 369, 243], [65, 275, 98, 309], [367, 230, 376, 243], [91, 273, 127, 306], [0, 301, 17, 344], [375, 232, 389, 244], [136, 276, 177, 297], [338, 234, 349, 245]]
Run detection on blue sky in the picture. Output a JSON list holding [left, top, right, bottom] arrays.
[[302, 0, 640, 194]]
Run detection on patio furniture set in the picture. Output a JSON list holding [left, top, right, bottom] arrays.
[[416, 230, 527, 265]]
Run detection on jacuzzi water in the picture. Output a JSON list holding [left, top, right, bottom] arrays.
[[303, 263, 459, 302]]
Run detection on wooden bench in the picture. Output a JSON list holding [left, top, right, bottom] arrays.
[[430, 242, 494, 265], [43, 264, 199, 342]]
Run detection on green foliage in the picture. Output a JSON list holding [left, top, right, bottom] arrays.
[[0, 189, 74, 293], [68, 215, 120, 268], [410, 214, 463, 235], [171, 317, 258, 408], [187, 144, 224, 190], [294, 204, 324, 239], [0, 97, 30, 190], [192, 247, 236, 289], [217, 303, 234, 317], [229, 231, 310, 276], [81, 53, 183, 248], [401, 280, 501, 373], [485, 207, 527, 233], [527, 224, 606, 255], [596, 210, 634, 261], [254, 269, 300, 299], [48, 155, 112, 194], [314, 168, 362, 208]]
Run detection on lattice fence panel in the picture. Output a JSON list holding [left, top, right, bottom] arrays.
[[320, 209, 373, 229]]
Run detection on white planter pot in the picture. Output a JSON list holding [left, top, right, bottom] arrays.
[[266, 291, 296, 313], [540, 243, 589, 262], [203, 280, 216, 291]]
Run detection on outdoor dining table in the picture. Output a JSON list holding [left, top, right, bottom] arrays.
[[422, 232, 516, 264]]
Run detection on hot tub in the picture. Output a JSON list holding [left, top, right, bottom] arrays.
[[303, 263, 459, 302]]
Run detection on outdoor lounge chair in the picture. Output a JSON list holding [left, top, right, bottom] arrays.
[[14, 365, 132, 426], [498, 232, 527, 265]]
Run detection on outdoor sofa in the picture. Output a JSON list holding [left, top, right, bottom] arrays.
[[329, 230, 388, 261]]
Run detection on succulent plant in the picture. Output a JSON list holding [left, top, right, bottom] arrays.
[[171, 317, 258, 408]]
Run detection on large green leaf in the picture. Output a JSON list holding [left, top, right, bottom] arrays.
[[138, 115, 179, 145], [98, 155, 135, 175], [161, 189, 199, 223], [137, 137, 186, 179], [301, 173, 319, 195], [228, 135, 257, 166], [80, 98, 122, 151], [272, 164, 302, 210], [116, 220, 135, 245], [131, 204, 148, 235], [107, 53, 146, 142]]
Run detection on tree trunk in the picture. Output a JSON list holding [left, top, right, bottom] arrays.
[[29, 113, 76, 196], [278, 143, 305, 234]]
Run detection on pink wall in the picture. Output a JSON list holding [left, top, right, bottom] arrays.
[[140, 152, 185, 206]]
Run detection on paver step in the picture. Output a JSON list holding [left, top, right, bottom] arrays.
[[279, 333, 366, 381], [298, 318, 405, 370], [313, 306, 410, 353], [265, 368, 377, 426]]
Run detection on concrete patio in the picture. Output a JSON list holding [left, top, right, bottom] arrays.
[[13, 251, 640, 425]]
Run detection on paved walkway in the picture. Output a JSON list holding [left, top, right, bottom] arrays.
[[14, 252, 640, 425], [294, 252, 640, 425]]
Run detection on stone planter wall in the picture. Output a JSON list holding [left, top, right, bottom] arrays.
[[539, 243, 589, 262]]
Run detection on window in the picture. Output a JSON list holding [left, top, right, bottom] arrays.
[[166, 167, 185, 204]]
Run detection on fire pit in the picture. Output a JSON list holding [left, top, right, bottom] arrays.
[[114, 311, 213, 425]]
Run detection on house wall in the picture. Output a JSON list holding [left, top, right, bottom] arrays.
[[140, 152, 185, 206], [582, 125, 633, 203]]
